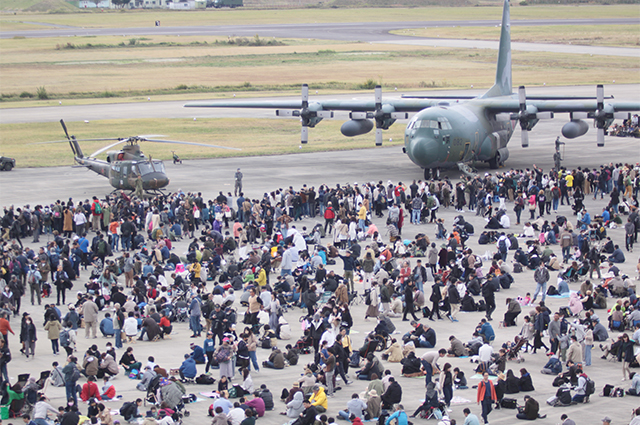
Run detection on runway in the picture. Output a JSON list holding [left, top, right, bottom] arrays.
[[2, 18, 636, 41]]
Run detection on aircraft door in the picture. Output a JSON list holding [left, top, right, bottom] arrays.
[[461, 142, 470, 161]]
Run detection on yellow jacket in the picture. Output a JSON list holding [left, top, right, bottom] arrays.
[[256, 269, 267, 287], [311, 387, 328, 409]]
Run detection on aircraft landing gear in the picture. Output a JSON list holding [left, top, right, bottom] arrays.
[[488, 154, 499, 169], [424, 167, 440, 180]]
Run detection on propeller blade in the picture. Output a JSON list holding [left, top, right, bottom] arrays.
[[143, 139, 241, 150], [535, 112, 554, 120], [375, 85, 382, 107], [521, 129, 529, 148], [518, 86, 526, 110], [571, 112, 589, 120], [90, 139, 128, 158], [276, 110, 297, 117], [390, 112, 408, 120], [301, 84, 309, 109], [316, 111, 334, 119], [138, 134, 167, 139], [350, 112, 367, 120], [301, 126, 308, 144], [375, 128, 383, 146], [614, 112, 630, 120], [596, 84, 604, 110], [597, 127, 605, 147]]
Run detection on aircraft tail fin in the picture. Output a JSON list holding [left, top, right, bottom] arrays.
[[481, 0, 512, 98]]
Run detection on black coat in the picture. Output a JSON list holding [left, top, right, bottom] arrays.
[[382, 381, 402, 405]]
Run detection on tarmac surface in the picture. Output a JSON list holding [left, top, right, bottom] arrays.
[[1, 95, 640, 425]]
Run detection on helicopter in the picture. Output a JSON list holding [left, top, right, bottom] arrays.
[[50, 119, 239, 196]]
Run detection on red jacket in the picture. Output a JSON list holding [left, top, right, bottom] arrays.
[[80, 381, 101, 402], [101, 383, 116, 400], [476, 379, 497, 402]]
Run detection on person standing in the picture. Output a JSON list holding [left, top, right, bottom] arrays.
[[234, 168, 243, 197], [482, 278, 496, 322], [365, 281, 380, 321], [476, 372, 496, 425], [402, 281, 419, 322], [532, 264, 549, 304], [428, 279, 442, 321], [82, 296, 99, 339], [44, 316, 62, 356], [62, 356, 80, 405]]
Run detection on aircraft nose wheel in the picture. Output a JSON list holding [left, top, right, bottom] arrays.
[[423, 168, 440, 180]]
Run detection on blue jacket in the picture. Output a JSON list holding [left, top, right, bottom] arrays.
[[203, 338, 216, 353], [190, 345, 205, 363], [180, 357, 197, 378], [385, 410, 409, 425], [479, 323, 495, 341]]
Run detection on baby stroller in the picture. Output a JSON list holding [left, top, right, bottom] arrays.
[[506, 336, 527, 363], [172, 300, 189, 323], [144, 375, 163, 406]]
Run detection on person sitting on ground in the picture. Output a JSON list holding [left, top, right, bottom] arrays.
[[338, 393, 367, 421], [179, 353, 197, 382], [263, 346, 285, 369], [447, 335, 468, 357], [400, 352, 422, 377], [516, 395, 545, 420], [309, 384, 328, 413]]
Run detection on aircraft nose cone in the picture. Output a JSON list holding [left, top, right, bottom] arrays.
[[406, 136, 439, 168], [145, 173, 169, 190]]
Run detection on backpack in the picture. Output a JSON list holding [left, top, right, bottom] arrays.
[[94, 202, 102, 215], [513, 263, 523, 273], [59, 329, 70, 348], [119, 401, 135, 420], [195, 374, 215, 385], [546, 285, 559, 296], [585, 377, 595, 396], [70, 365, 81, 382], [97, 240, 107, 255], [215, 348, 230, 363], [498, 238, 507, 252]]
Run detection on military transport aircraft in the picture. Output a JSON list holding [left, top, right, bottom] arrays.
[[185, 0, 640, 180]]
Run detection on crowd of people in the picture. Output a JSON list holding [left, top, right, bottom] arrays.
[[0, 160, 639, 425]]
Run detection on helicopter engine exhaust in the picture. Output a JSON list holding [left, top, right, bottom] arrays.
[[341, 119, 374, 137]]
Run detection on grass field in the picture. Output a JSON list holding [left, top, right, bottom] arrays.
[[1, 35, 638, 102], [0, 5, 637, 29], [0, 118, 407, 167], [392, 24, 640, 47]]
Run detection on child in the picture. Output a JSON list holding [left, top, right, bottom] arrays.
[[518, 316, 534, 353], [523, 293, 532, 306], [453, 367, 467, 389]]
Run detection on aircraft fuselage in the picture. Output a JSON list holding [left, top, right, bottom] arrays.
[[404, 99, 515, 171]]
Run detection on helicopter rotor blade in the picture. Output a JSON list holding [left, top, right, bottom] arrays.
[[89, 139, 130, 158], [60, 119, 70, 141], [141, 139, 241, 151], [29, 138, 121, 145]]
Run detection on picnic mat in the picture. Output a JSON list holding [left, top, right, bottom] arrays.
[[470, 373, 498, 380], [450, 396, 473, 405]]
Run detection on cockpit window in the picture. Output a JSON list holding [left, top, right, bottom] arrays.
[[137, 162, 154, 176], [152, 161, 165, 173], [414, 118, 451, 130]]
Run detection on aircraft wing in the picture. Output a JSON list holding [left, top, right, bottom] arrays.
[[483, 98, 640, 114], [185, 98, 441, 112]]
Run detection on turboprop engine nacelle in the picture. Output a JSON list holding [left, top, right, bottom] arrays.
[[561, 119, 589, 139], [341, 119, 374, 137]]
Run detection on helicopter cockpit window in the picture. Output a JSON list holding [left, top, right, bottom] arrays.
[[152, 161, 165, 173], [137, 162, 154, 176]]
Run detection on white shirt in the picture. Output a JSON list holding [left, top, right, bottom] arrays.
[[123, 317, 138, 336], [500, 214, 511, 229], [228, 407, 245, 425], [478, 344, 493, 363]]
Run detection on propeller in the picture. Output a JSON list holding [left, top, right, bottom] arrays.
[[349, 86, 408, 146], [588, 84, 630, 147], [510, 86, 553, 148], [276, 84, 334, 144], [371, 85, 408, 146]]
